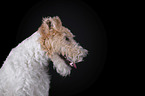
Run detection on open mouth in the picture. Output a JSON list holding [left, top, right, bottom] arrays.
[[59, 54, 77, 69]]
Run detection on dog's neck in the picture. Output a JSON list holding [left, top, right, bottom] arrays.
[[25, 32, 50, 67], [3, 32, 49, 69]]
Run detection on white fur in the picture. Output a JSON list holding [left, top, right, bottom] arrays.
[[0, 32, 50, 96], [51, 54, 71, 76], [0, 25, 87, 96]]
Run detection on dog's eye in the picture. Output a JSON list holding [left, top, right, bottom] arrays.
[[65, 37, 70, 41]]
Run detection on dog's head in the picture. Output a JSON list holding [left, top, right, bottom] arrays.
[[39, 16, 88, 68]]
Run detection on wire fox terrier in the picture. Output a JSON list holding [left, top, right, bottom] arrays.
[[0, 16, 88, 96]]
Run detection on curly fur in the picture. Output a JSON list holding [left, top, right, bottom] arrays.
[[0, 32, 50, 96], [0, 16, 88, 96]]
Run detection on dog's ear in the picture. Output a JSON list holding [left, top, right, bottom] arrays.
[[50, 16, 62, 31], [39, 17, 51, 35], [43, 17, 53, 30], [39, 16, 62, 36], [53, 16, 62, 30]]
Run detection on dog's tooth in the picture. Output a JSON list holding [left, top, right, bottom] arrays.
[[69, 62, 77, 69], [70, 62, 73, 66]]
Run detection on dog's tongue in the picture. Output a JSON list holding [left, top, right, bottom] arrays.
[[70, 62, 77, 69], [73, 63, 77, 69]]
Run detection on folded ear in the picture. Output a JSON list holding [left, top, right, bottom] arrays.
[[38, 16, 62, 35], [38, 17, 51, 35], [51, 16, 62, 31]]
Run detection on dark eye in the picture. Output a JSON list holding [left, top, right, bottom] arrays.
[[65, 37, 70, 41]]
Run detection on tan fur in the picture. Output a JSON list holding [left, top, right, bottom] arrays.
[[38, 16, 87, 63], [39, 17, 60, 56], [38, 16, 73, 56]]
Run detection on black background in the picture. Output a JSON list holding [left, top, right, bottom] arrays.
[[0, 0, 112, 96]]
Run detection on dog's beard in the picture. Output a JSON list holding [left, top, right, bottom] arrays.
[[59, 49, 88, 69]]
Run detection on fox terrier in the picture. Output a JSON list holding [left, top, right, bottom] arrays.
[[0, 16, 88, 96]]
